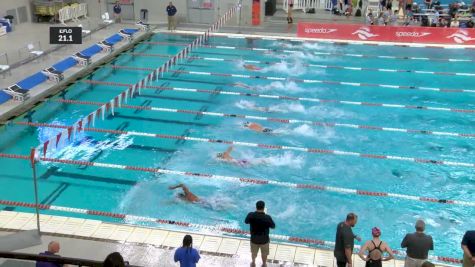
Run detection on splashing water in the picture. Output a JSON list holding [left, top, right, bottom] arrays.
[[255, 81, 305, 93]]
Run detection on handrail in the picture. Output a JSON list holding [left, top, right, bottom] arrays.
[[0, 251, 141, 267]]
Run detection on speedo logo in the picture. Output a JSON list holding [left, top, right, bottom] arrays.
[[305, 28, 337, 34], [396, 32, 431, 37]]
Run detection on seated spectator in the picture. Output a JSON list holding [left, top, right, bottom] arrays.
[[389, 9, 399, 25], [358, 227, 394, 267], [382, 7, 390, 24], [424, 0, 432, 9], [174, 235, 200, 267], [450, 16, 460, 27], [421, 261, 435, 267], [367, 9, 376, 24], [461, 230, 475, 267], [36, 241, 62, 267], [103, 252, 128, 267]]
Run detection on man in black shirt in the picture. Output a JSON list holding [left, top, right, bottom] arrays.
[[462, 230, 475, 267], [245, 200, 275, 267], [334, 213, 361, 267]]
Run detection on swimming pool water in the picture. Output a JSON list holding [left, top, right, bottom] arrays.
[[0, 33, 474, 259]]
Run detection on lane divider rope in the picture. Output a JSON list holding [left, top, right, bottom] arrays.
[[0, 198, 463, 264], [87, 75, 475, 115], [52, 99, 475, 168], [142, 40, 475, 63], [108, 64, 475, 95], [11, 122, 475, 207], [127, 52, 475, 77]]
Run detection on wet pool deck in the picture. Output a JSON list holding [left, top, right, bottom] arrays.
[[0, 210, 441, 267]]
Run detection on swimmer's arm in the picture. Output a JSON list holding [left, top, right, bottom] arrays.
[[358, 241, 369, 261], [223, 146, 234, 157], [382, 242, 394, 261], [168, 183, 184, 190]]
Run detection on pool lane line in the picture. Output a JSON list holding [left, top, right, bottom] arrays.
[[0, 198, 464, 265], [162, 30, 475, 50], [107, 64, 475, 95], [12, 121, 475, 207], [52, 99, 475, 168], [142, 41, 475, 63], [127, 52, 475, 77], [87, 74, 475, 115]]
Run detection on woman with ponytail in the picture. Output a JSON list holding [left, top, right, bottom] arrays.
[[174, 235, 201, 267]]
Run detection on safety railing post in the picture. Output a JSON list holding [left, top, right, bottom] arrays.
[[29, 148, 41, 236]]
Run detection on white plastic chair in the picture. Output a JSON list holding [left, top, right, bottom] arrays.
[[102, 12, 113, 24], [27, 43, 44, 57]]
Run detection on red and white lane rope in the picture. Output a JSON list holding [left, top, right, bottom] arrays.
[[11, 122, 475, 207], [51, 99, 475, 168], [87, 76, 475, 115], [164, 30, 475, 50], [0, 199, 463, 264], [128, 52, 475, 77], [142, 40, 475, 63], [108, 64, 475, 95]]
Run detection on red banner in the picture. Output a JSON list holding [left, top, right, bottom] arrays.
[[297, 22, 475, 45], [252, 0, 261, 26]]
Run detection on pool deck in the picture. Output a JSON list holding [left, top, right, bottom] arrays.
[[0, 210, 450, 267]]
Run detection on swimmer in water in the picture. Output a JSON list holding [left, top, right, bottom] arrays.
[[168, 183, 200, 203], [243, 122, 272, 133], [243, 64, 262, 71], [216, 146, 250, 166], [231, 82, 255, 91]]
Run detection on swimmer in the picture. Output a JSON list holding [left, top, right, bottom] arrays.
[[216, 146, 250, 166], [231, 82, 255, 91], [243, 64, 262, 71], [169, 183, 200, 203], [243, 122, 273, 133], [236, 100, 272, 112]]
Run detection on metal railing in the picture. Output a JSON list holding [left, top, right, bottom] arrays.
[[283, 0, 320, 12], [0, 251, 141, 267]]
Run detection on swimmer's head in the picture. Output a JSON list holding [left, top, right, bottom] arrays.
[[263, 128, 272, 133], [216, 152, 224, 158], [243, 122, 250, 127]]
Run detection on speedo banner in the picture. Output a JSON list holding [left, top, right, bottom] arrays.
[[297, 22, 475, 45]]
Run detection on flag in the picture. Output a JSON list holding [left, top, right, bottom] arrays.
[[43, 140, 49, 157], [67, 127, 73, 141], [87, 113, 93, 127], [92, 110, 96, 126], [121, 91, 126, 104], [114, 96, 119, 109], [110, 99, 115, 115], [117, 93, 122, 108], [101, 105, 106, 120], [56, 132, 62, 147], [78, 120, 83, 132]]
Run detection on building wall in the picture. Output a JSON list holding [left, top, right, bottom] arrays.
[[0, 0, 31, 23]]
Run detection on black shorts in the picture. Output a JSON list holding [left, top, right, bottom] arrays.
[[289, 4, 294, 7]]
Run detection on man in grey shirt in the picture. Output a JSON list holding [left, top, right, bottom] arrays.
[[334, 213, 361, 267], [401, 220, 434, 267]]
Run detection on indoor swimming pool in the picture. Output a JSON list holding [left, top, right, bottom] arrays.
[[0, 32, 473, 259]]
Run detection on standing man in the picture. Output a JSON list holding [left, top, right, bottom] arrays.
[[245, 200, 275, 267], [113, 1, 122, 23], [462, 230, 475, 267], [334, 213, 361, 267], [401, 220, 434, 267], [167, 2, 177, 31]]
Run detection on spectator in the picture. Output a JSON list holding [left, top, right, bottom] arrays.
[[367, 8, 376, 24], [103, 252, 128, 267], [287, 0, 294, 23], [113, 1, 122, 23], [389, 9, 399, 25], [36, 241, 62, 267], [462, 230, 475, 267], [174, 235, 200, 267], [450, 16, 460, 27], [245, 200, 275, 267], [424, 0, 432, 9], [334, 213, 361, 267], [358, 227, 394, 267], [167, 2, 177, 31], [401, 220, 434, 267]]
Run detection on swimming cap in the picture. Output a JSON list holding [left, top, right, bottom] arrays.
[[372, 227, 381, 237]]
